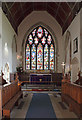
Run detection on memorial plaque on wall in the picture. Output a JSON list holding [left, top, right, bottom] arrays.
[[73, 37, 78, 54]]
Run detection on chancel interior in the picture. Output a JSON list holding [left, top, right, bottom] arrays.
[[0, 1, 82, 119]]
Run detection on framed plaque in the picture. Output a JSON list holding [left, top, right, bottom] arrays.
[[73, 37, 78, 54]]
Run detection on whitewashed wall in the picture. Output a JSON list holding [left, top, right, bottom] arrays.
[[2, 10, 17, 74], [17, 11, 63, 73], [63, 10, 81, 82], [65, 39, 71, 73], [0, 7, 2, 120], [0, 8, 2, 73], [12, 36, 17, 73]]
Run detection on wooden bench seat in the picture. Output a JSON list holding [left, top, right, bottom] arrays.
[[3, 91, 23, 118]]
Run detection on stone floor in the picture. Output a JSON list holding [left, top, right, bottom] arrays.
[[10, 91, 79, 119]]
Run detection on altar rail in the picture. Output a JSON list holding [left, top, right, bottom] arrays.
[[20, 80, 61, 85], [62, 82, 82, 117]]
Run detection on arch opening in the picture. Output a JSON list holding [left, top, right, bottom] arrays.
[[24, 25, 57, 71]]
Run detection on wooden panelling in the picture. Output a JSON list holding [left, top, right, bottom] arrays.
[[2, 81, 23, 118], [0, 87, 2, 119], [62, 82, 82, 117], [2, 81, 21, 107]]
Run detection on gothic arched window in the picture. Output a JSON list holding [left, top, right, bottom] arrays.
[[25, 26, 55, 70]]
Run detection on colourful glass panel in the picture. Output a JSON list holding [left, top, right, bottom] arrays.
[[37, 43, 43, 69], [34, 37, 38, 45], [41, 37, 46, 45], [26, 44, 30, 69], [26, 26, 55, 70], [50, 44, 54, 69], [44, 44, 48, 69], [37, 27, 43, 38], [28, 34, 33, 45], [32, 29, 36, 37], [47, 35, 52, 45], [44, 29, 48, 37], [31, 44, 36, 69]]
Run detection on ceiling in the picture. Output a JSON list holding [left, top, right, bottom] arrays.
[[2, 2, 82, 34]]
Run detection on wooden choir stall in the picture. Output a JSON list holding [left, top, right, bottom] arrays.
[[61, 72, 82, 118], [0, 72, 23, 118]]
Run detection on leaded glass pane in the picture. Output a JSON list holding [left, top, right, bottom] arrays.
[[31, 44, 36, 69], [44, 29, 48, 37], [41, 37, 46, 45], [50, 44, 54, 69], [44, 44, 48, 69], [34, 37, 38, 45], [26, 44, 30, 69], [37, 43, 43, 69], [32, 29, 36, 37], [37, 27, 43, 38], [28, 34, 33, 45], [47, 35, 52, 45]]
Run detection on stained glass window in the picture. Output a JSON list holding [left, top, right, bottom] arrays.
[[41, 37, 46, 45], [31, 44, 36, 69], [26, 44, 30, 69], [47, 35, 52, 45], [32, 29, 36, 37], [44, 44, 48, 69], [25, 25, 55, 70], [28, 34, 33, 45], [50, 44, 54, 69], [37, 43, 43, 69], [34, 37, 38, 45], [44, 29, 48, 37], [37, 27, 43, 38]]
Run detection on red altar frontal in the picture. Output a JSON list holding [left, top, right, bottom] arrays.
[[30, 74, 52, 84]]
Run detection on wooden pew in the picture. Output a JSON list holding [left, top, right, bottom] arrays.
[[2, 81, 23, 118]]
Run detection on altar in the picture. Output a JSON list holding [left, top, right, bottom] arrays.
[[30, 74, 52, 84]]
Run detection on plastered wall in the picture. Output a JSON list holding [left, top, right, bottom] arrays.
[[63, 10, 81, 82], [17, 11, 64, 73], [0, 8, 2, 73], [1, 10, 17, 74]]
